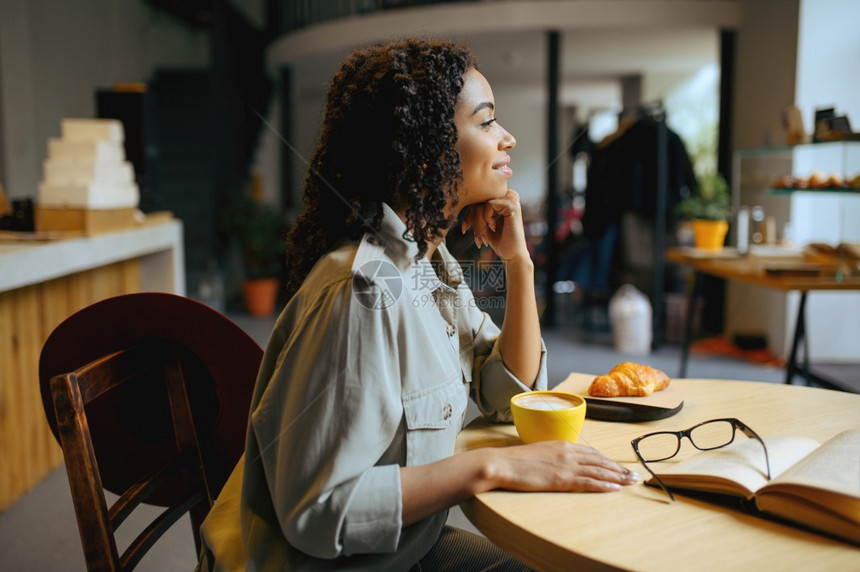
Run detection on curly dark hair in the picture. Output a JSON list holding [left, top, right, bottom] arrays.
[[284, 38, 477, 296]]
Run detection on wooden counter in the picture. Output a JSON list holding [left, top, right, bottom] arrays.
[[0, 218, 184, 512]]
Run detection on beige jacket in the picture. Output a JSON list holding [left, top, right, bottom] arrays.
[[200, 204, 547, 571]]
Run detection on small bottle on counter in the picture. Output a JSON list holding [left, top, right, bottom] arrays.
[[764, 216, 777, 245], [736, 206, 749, 255], [782, 222, 794, 246]]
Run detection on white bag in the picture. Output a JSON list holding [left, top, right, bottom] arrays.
[[609, 284, 652, 355]]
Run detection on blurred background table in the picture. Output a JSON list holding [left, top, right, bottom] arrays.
[[666, 247, 860, 392]]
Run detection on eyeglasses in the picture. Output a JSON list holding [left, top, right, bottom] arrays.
[[631, 418, 771, 501]]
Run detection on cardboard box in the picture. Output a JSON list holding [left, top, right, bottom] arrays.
[[36, 207, 137, 235]]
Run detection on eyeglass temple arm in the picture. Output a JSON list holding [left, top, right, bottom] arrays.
[[632, 441, 676, 502], [647, 470, 675, 502], [736, 421, 772, 480]]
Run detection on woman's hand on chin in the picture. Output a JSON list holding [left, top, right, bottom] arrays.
[[461, 189, 530, 263]]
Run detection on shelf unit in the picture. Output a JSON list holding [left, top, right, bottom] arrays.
[[726, 141, 860, 362], [732, 141, 860, 245]]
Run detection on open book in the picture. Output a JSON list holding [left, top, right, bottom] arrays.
[[647, 429, 860, 545]]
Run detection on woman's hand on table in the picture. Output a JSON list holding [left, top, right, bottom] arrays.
[[400, 441, 638, 526], [483, 441, 640, 493]]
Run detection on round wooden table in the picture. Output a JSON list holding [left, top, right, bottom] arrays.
[[455, 374, 860, 571]]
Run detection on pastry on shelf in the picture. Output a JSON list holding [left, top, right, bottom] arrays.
[[824, 173, 845, 189], [774, 175, 797, 189], [807, 171, 828, 189]]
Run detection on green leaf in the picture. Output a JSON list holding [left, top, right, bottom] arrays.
[[675, 173, 731, 221], [219, 194, 287, 279]]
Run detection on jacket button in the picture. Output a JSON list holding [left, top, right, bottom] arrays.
[[445, 324, 456, 337], [442, 403, 452, 420]]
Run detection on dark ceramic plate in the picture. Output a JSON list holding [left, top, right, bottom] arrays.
[[584, 397, 684, 422]]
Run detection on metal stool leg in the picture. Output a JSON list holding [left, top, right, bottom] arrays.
[[785, 291, 808, 385], [679, 272, 702, 378]]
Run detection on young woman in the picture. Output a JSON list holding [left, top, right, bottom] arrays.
[[200, 38, 637, 571]]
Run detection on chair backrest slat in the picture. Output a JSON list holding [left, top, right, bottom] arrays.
[[108, 449, 199, 530], [74, 344, 168, 404], [121, 489, 207, 571]]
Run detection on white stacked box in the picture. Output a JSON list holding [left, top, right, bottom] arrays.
[[38, 182, 139, 209], [47, 138, 125, 163], [42, 159, 133, 186], [61, 118, 125, 144], [38, 118, 139, 210]]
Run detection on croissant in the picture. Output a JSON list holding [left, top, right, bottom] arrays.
[[588, 362, 670, 397]]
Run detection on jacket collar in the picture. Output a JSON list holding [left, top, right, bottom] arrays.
[[377, 203, 462, 291]]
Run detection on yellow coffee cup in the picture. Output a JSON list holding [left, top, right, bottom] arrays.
[[510, 390, 586, 444]]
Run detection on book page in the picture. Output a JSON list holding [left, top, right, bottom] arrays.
[[754, 431, 860, 544], [651, 436, 819, 497], [756, 429, 860, 528], [765, 430, 860, 497]]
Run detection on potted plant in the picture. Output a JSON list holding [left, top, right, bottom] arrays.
[[220, 193, 287, 316], [675, 173, 731, 249]]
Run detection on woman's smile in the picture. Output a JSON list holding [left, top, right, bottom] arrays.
[[492, 156, 513, 178]]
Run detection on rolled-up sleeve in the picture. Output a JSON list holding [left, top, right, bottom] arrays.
[[339, 465, 402, 554], [475, 336, 548, 422], [464, 289, 548, 422]]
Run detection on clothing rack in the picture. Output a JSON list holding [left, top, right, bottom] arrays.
[[618, 101, 669, 348], [569, 101, 686, 347], [650, 103, 668, 349]]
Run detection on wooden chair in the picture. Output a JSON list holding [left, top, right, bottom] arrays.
[[39, 293, 264, 571]]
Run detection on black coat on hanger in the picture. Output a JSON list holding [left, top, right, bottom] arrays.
[[582, 114, 697, 239]]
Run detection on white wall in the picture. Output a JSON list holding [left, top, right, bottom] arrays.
[[285, 56, 340, 215], [663, 64, 720, 177], [731, 0, 800, 149], [0, 0, 209, 200], [795, 0, 860, 137], [249, 88, 283, 207]]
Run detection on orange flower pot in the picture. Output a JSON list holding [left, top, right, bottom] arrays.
[[241, 278, 279, 316], [691, 219, 729, 250]]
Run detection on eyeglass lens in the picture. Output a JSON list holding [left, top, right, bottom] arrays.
[[637, 419, 736, 461]]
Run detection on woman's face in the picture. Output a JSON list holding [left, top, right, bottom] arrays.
[[453, 68, 516, 210]]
